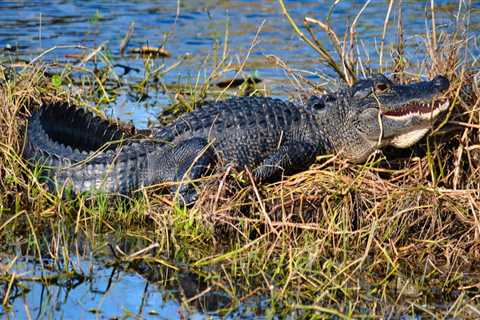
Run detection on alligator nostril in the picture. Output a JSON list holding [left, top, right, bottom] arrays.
[[432, 75, 449, 91]]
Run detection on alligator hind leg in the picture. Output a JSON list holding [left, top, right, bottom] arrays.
[[253, 141, 318, 182], [159, 137, 216, 204]]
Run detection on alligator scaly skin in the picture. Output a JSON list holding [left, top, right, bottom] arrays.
[[25, 97, 332, 199], [24, 75, 450, 201], [151, 97, 332, 180]]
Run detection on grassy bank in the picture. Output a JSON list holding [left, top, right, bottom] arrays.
[[1, 2, 479, 318]]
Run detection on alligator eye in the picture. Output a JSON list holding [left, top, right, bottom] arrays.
[[312, 102, 325, 109], [375, 83, 389, 93], [307, 95, 326, 109]]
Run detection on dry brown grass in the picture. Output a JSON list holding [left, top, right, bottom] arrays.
[[1, 1, 479, 318]]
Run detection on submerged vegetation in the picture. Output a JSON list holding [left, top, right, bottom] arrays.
[[1, 1, 479, 318]]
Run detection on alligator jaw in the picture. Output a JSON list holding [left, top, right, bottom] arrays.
[[389, 128, 431, 148], [383, 99, 449, 148], [382, 99, 450, 121]]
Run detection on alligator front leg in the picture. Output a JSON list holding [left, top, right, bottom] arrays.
[[253, 141, 319, 182]]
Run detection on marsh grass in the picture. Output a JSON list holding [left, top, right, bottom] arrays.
[[1, 1, 480, 318]]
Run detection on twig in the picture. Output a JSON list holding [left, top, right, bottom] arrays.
[[215, 20, 264, 100], [430, 0, 437, 53], [76, 42, 106, 66], [119, 22, 135, 56], [29, 45, 88, 64], [304, 17, 356, 80], [245, 168, 279, 236], [379, 0, 395, 71], [278, 0, 348, 82]]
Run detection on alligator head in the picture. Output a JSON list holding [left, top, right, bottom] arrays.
[[312, 74, 450, 162]]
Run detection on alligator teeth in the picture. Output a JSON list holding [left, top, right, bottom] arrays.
[[382, 99, 449, 121]]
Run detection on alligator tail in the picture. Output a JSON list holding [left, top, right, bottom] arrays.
[[24, 103, 156, 195]]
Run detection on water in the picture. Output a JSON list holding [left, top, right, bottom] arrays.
[[0, 1, 479, 318], [1, 244, 266, 319], [1, 1, 478, 127], [1, 256, 226, 319]]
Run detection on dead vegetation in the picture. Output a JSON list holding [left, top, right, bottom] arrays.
[[0, 1, 479, 318]]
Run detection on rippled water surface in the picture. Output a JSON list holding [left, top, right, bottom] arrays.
[[1, 1, 479, 318], [1, 0, 478, 127]]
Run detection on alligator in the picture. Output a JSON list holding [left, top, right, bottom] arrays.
[[24, 74, 450, 202]]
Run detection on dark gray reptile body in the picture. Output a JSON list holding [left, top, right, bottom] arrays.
[[25, 97, 331, 199], [24, 74, 450, 200], [152, 97, 331, 176]]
